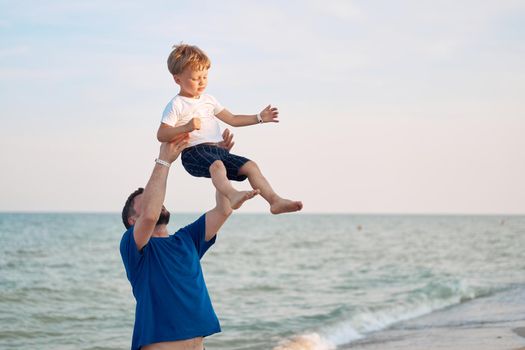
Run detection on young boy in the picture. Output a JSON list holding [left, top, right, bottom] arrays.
[[157, 44, 302, 214]]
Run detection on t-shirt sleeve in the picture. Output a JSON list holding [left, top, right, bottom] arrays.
[[180, 214, 216, 258], [209, 95, 225, 115], [161, 101, 180, 126], [119, 227, 146, 286]]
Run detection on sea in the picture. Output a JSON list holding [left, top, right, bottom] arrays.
[[0, 213, 524, 350]]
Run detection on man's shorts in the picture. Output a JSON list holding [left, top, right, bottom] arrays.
[[181, 144, 251, 182]]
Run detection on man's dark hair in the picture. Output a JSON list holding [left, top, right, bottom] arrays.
[[122, 187, 144, 229]]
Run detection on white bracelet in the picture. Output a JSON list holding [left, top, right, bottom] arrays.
[[256, 113, 263, 123], [155, 158, 171, 168]]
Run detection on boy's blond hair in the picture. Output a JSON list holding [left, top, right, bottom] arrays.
[[167, 43, 211, 76]]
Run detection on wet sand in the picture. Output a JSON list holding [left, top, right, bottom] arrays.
[[342, 287, 525, 349]]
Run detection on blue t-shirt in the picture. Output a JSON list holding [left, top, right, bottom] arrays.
[[120, 214, 220, 350]]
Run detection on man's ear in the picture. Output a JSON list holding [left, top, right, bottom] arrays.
[[128, 217, 136, 227], [173, 75, 180, 84]]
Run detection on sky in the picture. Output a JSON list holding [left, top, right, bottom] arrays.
[[1, 0, 524, 214]]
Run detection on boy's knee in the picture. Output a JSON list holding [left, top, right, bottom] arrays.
[[240, 160, 259, 175], [209, 160, 225, 173]]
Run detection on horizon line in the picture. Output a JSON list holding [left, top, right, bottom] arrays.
[[0, 211, 523, 217]]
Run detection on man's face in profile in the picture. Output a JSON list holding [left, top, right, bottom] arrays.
[[157, 206, 170, 226], [131, 195, 170, 227]]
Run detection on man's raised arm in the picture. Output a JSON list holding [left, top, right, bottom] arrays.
[[133, 134, 189, 250]]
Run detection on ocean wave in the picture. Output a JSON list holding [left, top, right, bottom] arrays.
[[273, 333, 336, 350], [272, 280, 490, 350]]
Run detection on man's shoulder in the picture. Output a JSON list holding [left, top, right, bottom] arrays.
[[119, 227, 133, 250], [175, 214, 207, 236], [120, 226, 132, 239]]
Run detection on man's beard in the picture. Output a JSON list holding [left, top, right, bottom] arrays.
[[156, 207, 170, 226]]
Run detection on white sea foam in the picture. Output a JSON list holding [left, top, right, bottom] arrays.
[[273, 280, 483, 350], [273, 333, 336, 350]]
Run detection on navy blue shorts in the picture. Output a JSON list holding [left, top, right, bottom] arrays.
[[181, 144, 251, 182]]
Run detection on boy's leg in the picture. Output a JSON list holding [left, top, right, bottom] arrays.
[[238, 161, 302, 214], [209, 160, 259, 210]]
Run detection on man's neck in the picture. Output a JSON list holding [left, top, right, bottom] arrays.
[[152, 224, 169, 237]]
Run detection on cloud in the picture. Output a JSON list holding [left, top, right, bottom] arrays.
[[0, 45, 30, 58], [0, 19, 10, 28], [307, 0, 364, 21], [0, 67, 74, 80]]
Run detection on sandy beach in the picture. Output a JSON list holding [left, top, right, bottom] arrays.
[[343, 287, 525, 349]]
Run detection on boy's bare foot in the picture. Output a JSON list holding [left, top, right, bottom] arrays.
[[229, 189, 260, 210], [270, 198, 303, 214]]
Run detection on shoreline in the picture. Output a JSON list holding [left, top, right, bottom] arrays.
[[341, 287, 525, 350]]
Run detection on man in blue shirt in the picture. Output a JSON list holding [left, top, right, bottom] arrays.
[[120, 131, 259, 350]]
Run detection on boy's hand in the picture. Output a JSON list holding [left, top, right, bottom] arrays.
[[185, 117, 201, 132], [259, 105, 279, 123]]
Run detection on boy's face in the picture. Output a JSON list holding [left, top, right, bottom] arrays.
[[174, 67, 208, 98]]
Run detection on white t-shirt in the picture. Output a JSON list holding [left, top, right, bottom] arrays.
[[161, 94, 225, 147]]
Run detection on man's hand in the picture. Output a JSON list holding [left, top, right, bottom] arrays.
[[259, 105, 279, 123], [159, 133, 189, 163], [185, 117, 201, 132], [218, 128, 235, 151]]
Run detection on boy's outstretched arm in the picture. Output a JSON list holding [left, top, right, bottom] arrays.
[[215, 105, 279, 127], [157, 118, 201, 142]]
